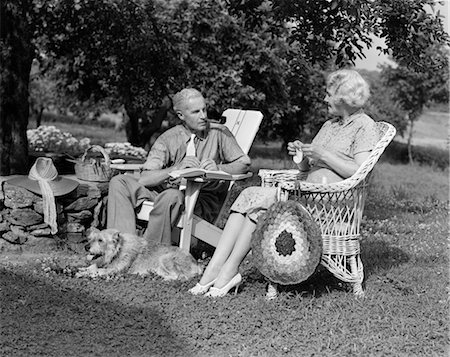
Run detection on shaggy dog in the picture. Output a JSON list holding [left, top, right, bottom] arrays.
[[76, 228, 203, 280]]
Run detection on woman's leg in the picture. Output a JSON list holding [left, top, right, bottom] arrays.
[[212, 215, 256, 288], [197, 185, 276, 287], [198, 212, 246, 285]]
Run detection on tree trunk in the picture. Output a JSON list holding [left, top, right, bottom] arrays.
[[139, 98, 172, 150], [124, 106, 142, 147], [0, 1, 34, 175], [123, 103, 165, 149], [36, 107, 44, 127], [407, 117, 414, 164]]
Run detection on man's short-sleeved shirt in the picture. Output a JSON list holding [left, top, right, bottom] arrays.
[[143, 123, 249, 171]]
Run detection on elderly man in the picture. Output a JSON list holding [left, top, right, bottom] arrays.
[[107, 88, 251, 246]]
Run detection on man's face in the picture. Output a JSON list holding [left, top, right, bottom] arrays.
[[178, 96, 208, 133]]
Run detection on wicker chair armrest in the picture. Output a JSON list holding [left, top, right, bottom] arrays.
[[299, 121, 396, 193], [297, 161, 374, 193], [260, 122, 396, 194]]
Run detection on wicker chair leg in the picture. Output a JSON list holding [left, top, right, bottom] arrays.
[[352, 281, 364, 297], [350, 255, 365, 298], [321, 254, 365, 297]]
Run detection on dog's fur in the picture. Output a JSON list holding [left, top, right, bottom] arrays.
[[76, 228, 203, 280]]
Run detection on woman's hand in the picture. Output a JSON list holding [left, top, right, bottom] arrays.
[[300, 143, 366, 179], [287, 140, 303, 156], [300, 143, 327, 162]]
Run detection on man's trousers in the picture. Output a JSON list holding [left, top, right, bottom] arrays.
[[106, 174, 227, 245]]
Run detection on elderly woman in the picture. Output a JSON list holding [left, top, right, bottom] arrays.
[[190, 69, 379, 297]]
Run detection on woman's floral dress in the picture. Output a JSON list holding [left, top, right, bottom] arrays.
[[230, 111, 379, 222]]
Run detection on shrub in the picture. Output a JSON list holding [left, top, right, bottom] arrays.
[[27, 125, 91, 157], [383, 141, 449, 169], [104, 142, 147, 160], [412, 145, 449, 169], [40, 112, 117, 128]]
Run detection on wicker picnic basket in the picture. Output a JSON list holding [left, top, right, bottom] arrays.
[[74, 145, 112, 182]]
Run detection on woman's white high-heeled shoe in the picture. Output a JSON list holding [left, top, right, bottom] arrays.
[[205, 273, 242, 297], [189, 278, 217, 295]]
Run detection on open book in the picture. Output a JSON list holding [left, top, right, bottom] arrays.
[[169, 167, 252, 181]]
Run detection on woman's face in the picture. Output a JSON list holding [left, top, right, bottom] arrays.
[[324, 89, 342, 115]]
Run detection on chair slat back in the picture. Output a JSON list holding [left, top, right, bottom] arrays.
[[222, 109, 263, 154], [211, 109, 263, 225]]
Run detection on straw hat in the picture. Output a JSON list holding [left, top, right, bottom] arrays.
[[7, 157, 78, 196], [251, 200, 322, 285], [6, 157, 78, 235]]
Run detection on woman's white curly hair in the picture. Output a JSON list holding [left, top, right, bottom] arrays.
[[172, 88, 204, 112], [327, 69, 370, 108]]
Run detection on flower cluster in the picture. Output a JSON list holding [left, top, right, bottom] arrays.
[[37, 256, 78, 277], [104, 142, 147, 159], [28, 126, 91, 157], [251, 200, 322, 285]]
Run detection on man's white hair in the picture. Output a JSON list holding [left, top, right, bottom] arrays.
[[172, 88, 204, 112], [327, 69, 370, 108]]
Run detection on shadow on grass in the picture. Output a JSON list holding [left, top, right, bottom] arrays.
[[243, 265, 351, 298], [361, 239, 410, 277], [243, 238, 410, 299], [0, 268, 189, 357], [278, 268, 351, 297]]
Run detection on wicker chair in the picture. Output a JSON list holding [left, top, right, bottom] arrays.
[[259, 121, 396, 297]]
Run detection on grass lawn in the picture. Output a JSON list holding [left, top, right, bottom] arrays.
[[3, 112, 447, 356], [2, 162, 447, 357]]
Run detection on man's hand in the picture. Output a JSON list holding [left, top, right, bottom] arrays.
[[178, 156, 201, 169], [200, 159, 218, 171]]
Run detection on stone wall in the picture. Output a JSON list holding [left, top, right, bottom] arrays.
[[0, 176, 109, 253]]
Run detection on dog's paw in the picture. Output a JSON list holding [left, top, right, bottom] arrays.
[[95, 268, 113, 277], [75, 265, 98, 278], [75, 271, 88, 278]]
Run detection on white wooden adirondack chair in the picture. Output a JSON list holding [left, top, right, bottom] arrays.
[[114, 109, 263, 252]]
